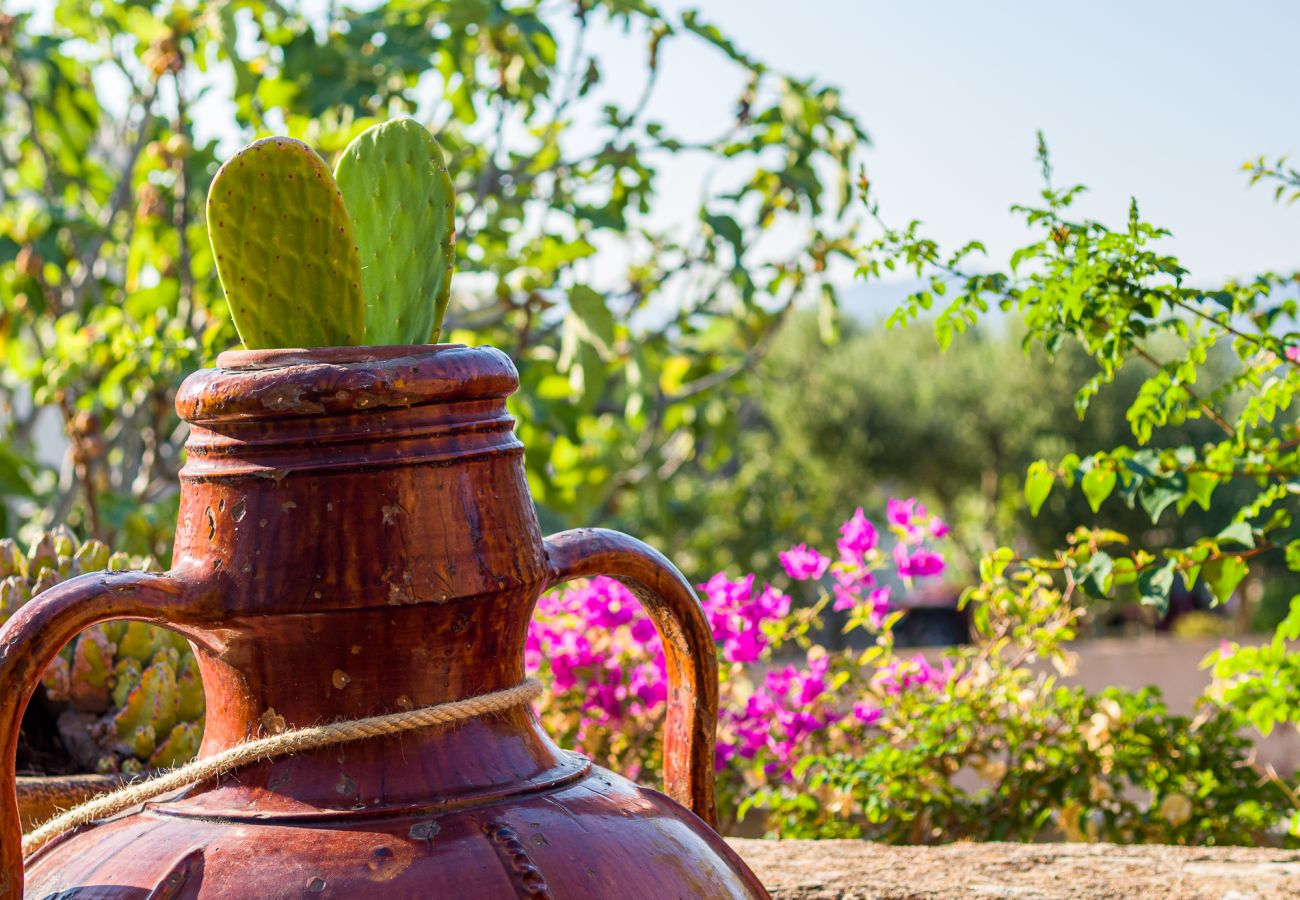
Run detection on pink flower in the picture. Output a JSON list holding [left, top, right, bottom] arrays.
[[831, 568, 873, 611], [852, 702, 883, 725], [630, 616, 657, 644], [886, 498, 918, 529], [888, 497, 946, 544], [867, 586, 892, 629], [723, 627, 766, 663], [837, 508, 878, 562], [893, 542, 945, 579], [753, 585, 792, 620], [875, 653, 954, 695], [698, 572, 789, 662], [1286, 346, 1300, 362], [779, 544, 830, 580], [719, 652, 841, 777]]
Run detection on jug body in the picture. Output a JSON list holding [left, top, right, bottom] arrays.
[[0, 346, 766, 898]]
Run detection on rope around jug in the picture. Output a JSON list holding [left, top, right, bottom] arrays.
[[23, 678, 544, 858]]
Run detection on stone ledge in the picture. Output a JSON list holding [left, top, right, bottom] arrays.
[[727, 838, 1300, 900]]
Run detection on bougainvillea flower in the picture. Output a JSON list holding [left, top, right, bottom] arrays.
[[893, 542, 945, 579], [837, 507, 879, 561], [780, 543, 831, 580]]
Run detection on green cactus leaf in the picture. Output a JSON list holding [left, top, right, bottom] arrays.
[[49, 524, 77, 557], [0, 575, 29, 622], [176, 653, 206, 722], [113, 656, 178, 739], [27, 533, 56, 576], [31, 568, 59, 596], [117, 621, 160, 663], [111, 657, 142, 709], [150, 721, 202, 768], [124, 724, 156, 760], [335, 118, 457, 345], [41, 655, 71, 702], [68, 625, 115, 713], [75, 539, 110, 571], [208, 136, 365, 349], [0, 539, 22, 579]]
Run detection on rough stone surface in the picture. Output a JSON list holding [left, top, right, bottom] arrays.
[[728, 839, 1300, 899]]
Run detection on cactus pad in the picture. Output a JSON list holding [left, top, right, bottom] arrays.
[[334, 118, 457, 344], [207, 136, 365, 349]]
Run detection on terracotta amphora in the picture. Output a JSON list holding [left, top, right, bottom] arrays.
[[0, 345, 768, 898]]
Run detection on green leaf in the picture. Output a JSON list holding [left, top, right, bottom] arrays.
[[1285, 539, 1300, 572], [818, 284, 840, 345], [566, 284, 616, 357], [1137, 558, 1177, 611], [704, 213, 745, 259], [1178, 471, 1218, 514], [1110, 556, 1138, 586], [1078, 551, 1113, 599], [1139, 472, 1186, 523], [0, 444, 36, 499], [1202, 556, 1249, 605], [1025, 461, 1054, 516], [1216, 522, 1256, 549], [1081, 465, 1117, 513]]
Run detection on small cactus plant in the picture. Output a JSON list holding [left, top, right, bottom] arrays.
[[208, 118, 458, 349], [1, 529, 205, 774]]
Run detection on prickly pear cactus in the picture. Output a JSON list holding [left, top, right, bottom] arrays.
[[207, 136, 365, 349], [334, 117, 457, 344], [0, 529, 205, 774]]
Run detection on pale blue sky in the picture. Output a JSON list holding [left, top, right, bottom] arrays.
[[590, 0, 1300, 283]]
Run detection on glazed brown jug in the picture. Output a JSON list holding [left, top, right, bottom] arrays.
[[0, 345, 768, 898]]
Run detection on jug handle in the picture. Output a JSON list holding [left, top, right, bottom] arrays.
[[542, 528, 719, 830], [0, 570, 202, 897]]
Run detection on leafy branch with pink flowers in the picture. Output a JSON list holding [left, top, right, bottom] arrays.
[[530, 499, 1290, 843]]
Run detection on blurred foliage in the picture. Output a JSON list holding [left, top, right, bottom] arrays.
[[0, 0, 865, 554], [614, 313, 1266, 596]]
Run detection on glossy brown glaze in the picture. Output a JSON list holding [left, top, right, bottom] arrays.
[[0, 345, 768, 898]]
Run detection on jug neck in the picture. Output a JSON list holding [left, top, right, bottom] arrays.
[[172, 345, 549, 622]]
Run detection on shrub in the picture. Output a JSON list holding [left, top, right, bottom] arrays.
[[529, 501, 1298, 844]]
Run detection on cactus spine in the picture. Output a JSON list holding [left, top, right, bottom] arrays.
[[334, 117, 457, 344], [0, 531, 205, 774], [207, 136, 365, 349]]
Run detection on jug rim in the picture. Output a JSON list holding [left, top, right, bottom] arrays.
[[214, 343, 467, 370], [176, 343, 519, 425]]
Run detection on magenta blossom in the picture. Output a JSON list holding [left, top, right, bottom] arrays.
[[887, 497, 948, 543], [831, 567, 874, 612], [837, 507, 879, 562], [527, 577, 669, 732], [867, 586, 892, 629], [875, 653, 954, 695], [779, 544, 830, 581], [697, 573, 790, 664], [893, 542, 945, 579], [718, 653, 839, 776], [852, 702, 883, 725], [1286, 346, 1300, 362]]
